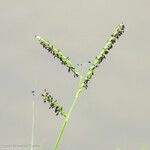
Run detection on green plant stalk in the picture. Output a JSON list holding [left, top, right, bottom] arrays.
[[31, 98, 35, 150], [53, 23, 125, 150], [54, 77, 83, 150]]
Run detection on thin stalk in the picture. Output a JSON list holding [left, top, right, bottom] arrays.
[[54, 77, 84, 150], [53, 121, 67, 150], [31, 99, 35, 150]]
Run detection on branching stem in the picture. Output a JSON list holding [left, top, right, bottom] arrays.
[[54, 77, 83, 150], [53, 23, 125, 150], [35, 23, 125, 150]]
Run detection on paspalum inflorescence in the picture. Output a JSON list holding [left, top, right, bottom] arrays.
[[81, 23, 125, 89], [35, 23, 125, 150], [41, 89, 66, 118], [35, 35, 81, 78]]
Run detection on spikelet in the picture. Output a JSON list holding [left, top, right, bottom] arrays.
[[35, 36, 81, 78], [41, 90, 66, 118], [81, 23, 125, 89]]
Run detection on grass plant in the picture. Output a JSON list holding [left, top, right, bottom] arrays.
[[35, 23, 125, 150]]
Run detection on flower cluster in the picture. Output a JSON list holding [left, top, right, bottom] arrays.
[[41, 90, 66, 118], [35, 36, 81, 78], [81, 23, 125, 89]]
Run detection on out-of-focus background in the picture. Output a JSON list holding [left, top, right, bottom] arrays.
[[0, 0, 150, 150]]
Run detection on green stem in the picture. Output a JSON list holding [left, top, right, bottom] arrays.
[[54, 77, 84, 150], [54, 121, 67, 150]]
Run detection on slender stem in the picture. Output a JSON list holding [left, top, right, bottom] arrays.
[[54, 77, 84, 150], [31, 99, 35, 150], [54, 121, 67, 150]]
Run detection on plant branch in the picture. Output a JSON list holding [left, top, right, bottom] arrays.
[[54, 77, 83, 150], [53, 23, 125, 150]]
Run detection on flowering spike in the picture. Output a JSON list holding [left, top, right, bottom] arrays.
[[41, 90, 66, 118], [81, 23, 125, 89], [35, 36, 81, 78]]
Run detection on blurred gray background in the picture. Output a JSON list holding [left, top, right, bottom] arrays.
[[0, 0, 150, 150]]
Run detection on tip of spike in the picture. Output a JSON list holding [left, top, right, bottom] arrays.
[[35, 35, 41, 40], [119, 23, 125, 30]]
